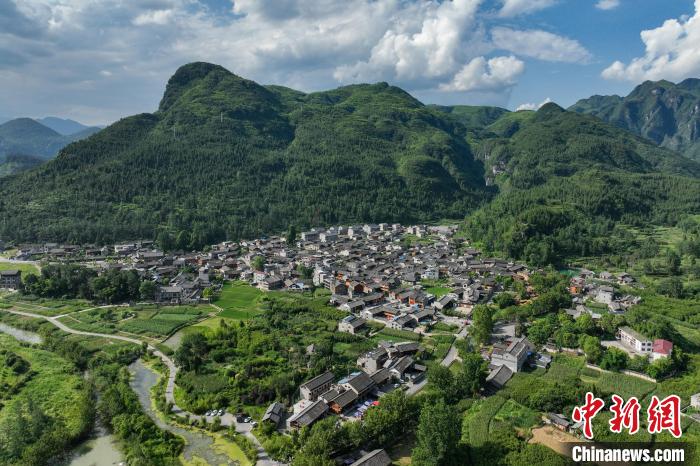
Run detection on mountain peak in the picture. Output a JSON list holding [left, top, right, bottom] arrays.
[[159, 62, 236, 112]]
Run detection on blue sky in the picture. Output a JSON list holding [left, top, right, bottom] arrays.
[[1, 0, 699, 125]]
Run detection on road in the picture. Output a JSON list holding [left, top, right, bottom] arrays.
[[1, 307, 279, 465], [406, 324, 468, 395]]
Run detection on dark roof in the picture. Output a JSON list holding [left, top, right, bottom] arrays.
[[345, 372, 375, 395], [301, 371, 334, 392], [486, 365, 513, 388], [0, 269, 20, 276], [329, 389, 358, 409], [262, 402, 284, 424], [351, 449, 392, 466], [288, 400, 328, 427], [369, 368, 391, 385]]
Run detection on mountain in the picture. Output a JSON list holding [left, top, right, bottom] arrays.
[[1, 62, 698, 262], [569, 79, 700, 160], [0, 154, 43, 177], [0, 62, 491, 245], [36, 117, 93, 135], [464, 103, 700, 265], [0, 118, 102, 169], [0, 118, 68, 159]]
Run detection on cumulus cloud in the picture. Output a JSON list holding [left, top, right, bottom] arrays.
[[595, 0, 620, 10], [515, 97, 552, 111], [0, 0, 591, 124], [602, 0, 700, 81], [498, 0, 557, 17], [492, 27, 591, 63], [440, 56, 524, 91]]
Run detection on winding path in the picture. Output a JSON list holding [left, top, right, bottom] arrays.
[[1, 307, 278, 465]]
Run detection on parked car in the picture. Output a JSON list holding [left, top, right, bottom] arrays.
[[218, 409, 224, 416], [205, 411, 212, 416]]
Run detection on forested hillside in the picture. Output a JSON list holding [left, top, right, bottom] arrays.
[[1, 62, 699, 266], [0, 62, 490, 246], [464, 104, 700, 265], [570, 79, 700, 160]]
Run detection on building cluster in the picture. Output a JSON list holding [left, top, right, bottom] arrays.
[[617, 327, 674, 361], [569, 269, 641, 314], [257, 341, 424, 431]]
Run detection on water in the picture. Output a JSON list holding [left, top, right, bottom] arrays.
[[128, 359, 237, 465], [67, 423, 124, 466], [0, 322, 43, 344]]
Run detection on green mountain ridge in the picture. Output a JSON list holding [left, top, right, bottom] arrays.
[[1, 62, 699, 263], [570, 78, 700, 160], [0, 62, 491, 245]]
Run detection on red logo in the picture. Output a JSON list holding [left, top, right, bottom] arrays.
[[609, 395, 641, 435], [647, 395, 682, 438], [572, 392, 605, 439]]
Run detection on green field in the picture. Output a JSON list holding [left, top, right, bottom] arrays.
[[0, 334, 90, 443], [0, 262, 40, 276], [58, 305, 205, 339], [0, 295, 92, 316], [215, 281, 264, 319]]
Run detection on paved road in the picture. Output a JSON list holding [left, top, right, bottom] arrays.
[[1, 307, 280, 465]]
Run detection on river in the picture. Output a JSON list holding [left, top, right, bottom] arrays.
[[128, 359, 239, 465], [0, 322, 43, 344]]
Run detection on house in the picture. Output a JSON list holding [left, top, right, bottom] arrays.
[[595, 286, 615, 304], [0, 270, 21, 290], [156, 285, 183, 303], [618, 327, 652, 353], [339, 315, 367, 334], [340, 300, 365, 313], [651, 339, 673, 361], [300, 372, 335, 401], [260, 277, 284, 291], [491, 336, 533, 372], [361, 307, 387, 320], [262, 402, 285, 428], [350, 449, 392, 466], [287, 400, 328, 429], [485, 365, 513, 391], [389, 356, 414, 379], [434, 293, 457, 310], [341, 371, 376, 399], [388, 314, 416, 330], [369, 368, 391, 386], [545, 413, 571, 432], [323, 389, 358, 414], [357, 347, 389, 373]]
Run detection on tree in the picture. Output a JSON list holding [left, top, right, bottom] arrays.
[[357, 390, 418, 448], [471, 305, 493, 346], [139, 280, 157, 301], [174, 333, 209, 372], [494, 292, 516, 309], [656, 277, 684, 298], [599, 347, 628, 371], [580, 335, 602, 364], [455, 352, 488, 398], [411, 399, 462, 466], [287, 225, 298, 245], [252, 256, 266, 272], [666, 250, 681, 275]]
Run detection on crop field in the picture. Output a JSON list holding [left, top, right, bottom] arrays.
[[492, 399, 540, 430], [0, 295, 92, 316], [58, 305, 205, 338], [543, 354, 584, 380], [462, 395, 508, 446], [216, 281, 265, 319], [592, 371, 657, 400]]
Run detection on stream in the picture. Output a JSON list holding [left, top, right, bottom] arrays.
[[0, 322, 43, 344], [128, 359, 238, 465]]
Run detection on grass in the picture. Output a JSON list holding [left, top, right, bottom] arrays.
[[492, 399, 540, 430], [215, 281, 265, 320], [0, 262, 40, 276], [57, 305, 205, 339], [0, 334, 89, 436], [594, 371, 657, 400], [1, 295, 92, 316]]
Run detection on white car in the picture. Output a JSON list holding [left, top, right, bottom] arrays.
[[218, 409, 224, 416], [205, 411, 212, 416], [244, 417, 252, 423]]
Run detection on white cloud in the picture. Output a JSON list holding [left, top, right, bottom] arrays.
[[0, 0, 592, 124], [133, 9, 174, 26], [440, 55, 524, 91], [595, 0, 620, 10], [498, 0, 557, 17], [602, 0, 700, 81], [515, 97, 552, 111], [491, 27, 591, 63]]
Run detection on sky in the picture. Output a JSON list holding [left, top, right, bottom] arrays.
[[1, 0, 699, 125]]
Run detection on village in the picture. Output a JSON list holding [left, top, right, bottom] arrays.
[[2, 223, 698, 465]]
